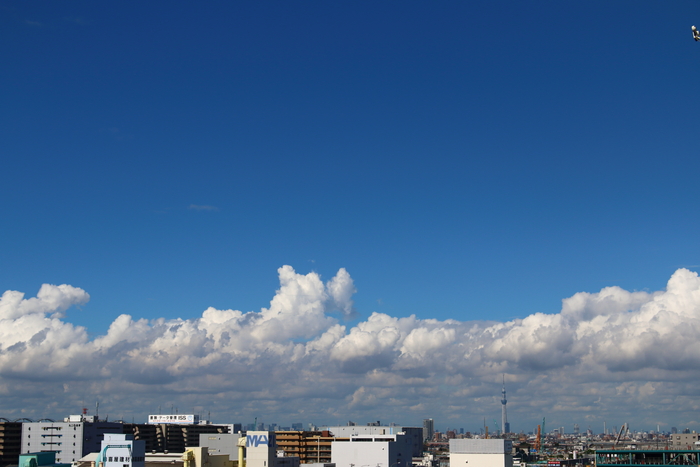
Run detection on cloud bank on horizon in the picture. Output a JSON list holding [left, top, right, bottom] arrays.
[[2, 266, 700, 431]]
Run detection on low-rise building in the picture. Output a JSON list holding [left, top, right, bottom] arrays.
[[96, 433, 146, 467], [669, 432, 700, 449], [331, 433, 413, 467], [325, 426, 423, 458], [18, 452, 70, 467], [449, 439, 513, 467], [182, 447, 235, 467], [199, 434, 241, 461]]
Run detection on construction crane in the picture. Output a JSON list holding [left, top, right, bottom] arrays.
[[534, 424, 541, 452], [614, 423, 628, 447]]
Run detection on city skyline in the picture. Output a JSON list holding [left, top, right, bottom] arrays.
[[2, 2, 700, 434]]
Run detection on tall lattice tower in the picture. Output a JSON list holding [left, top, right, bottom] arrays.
[[501, 375, 510, 434]]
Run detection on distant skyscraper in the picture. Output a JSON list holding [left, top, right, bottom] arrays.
[[501, 375, 509, 434], [423, 419, 434, 441]]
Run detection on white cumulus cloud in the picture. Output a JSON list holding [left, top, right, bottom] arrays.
[[2, 267, 700, 431]]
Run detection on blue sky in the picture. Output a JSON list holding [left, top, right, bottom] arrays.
[[3, 1, 700, 432]]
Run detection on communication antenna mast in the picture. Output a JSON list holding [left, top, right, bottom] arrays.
[[501, 374, 508, 434]]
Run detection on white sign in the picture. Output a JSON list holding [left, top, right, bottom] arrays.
[[147, 414, 198, 425]]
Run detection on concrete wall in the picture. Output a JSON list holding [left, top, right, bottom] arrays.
[[449, 439, 512, 454], [183, 447, 234, 467], [199, 434, 241, 461], [325, 427, 422, 457], [670, 433, 700, 449], [331, 434, 412, 467], [450, 452, 512, 467], [449, 440, 513, 467]]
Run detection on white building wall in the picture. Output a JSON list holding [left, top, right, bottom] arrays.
[[100, 433, 145, 467], [245, 431, 276, 467], [325, 427, 422, 457], [449, 439, 513, 467], [331, 434, 412, 467], [331, 440, 389, 467], [450, 453, 512, 467], [449, 439, 512, 454]]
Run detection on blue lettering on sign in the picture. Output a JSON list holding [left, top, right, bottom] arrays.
[[246, 435, 269, 448]]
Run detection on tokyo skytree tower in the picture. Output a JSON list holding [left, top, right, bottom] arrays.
[[501, 375, 510, 434]]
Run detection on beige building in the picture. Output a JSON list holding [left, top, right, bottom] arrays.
[[670, 432, 700, 449], [275, 431, 342, 464]]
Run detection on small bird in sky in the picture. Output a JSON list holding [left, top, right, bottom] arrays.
[[692, 25, 700, 41]]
